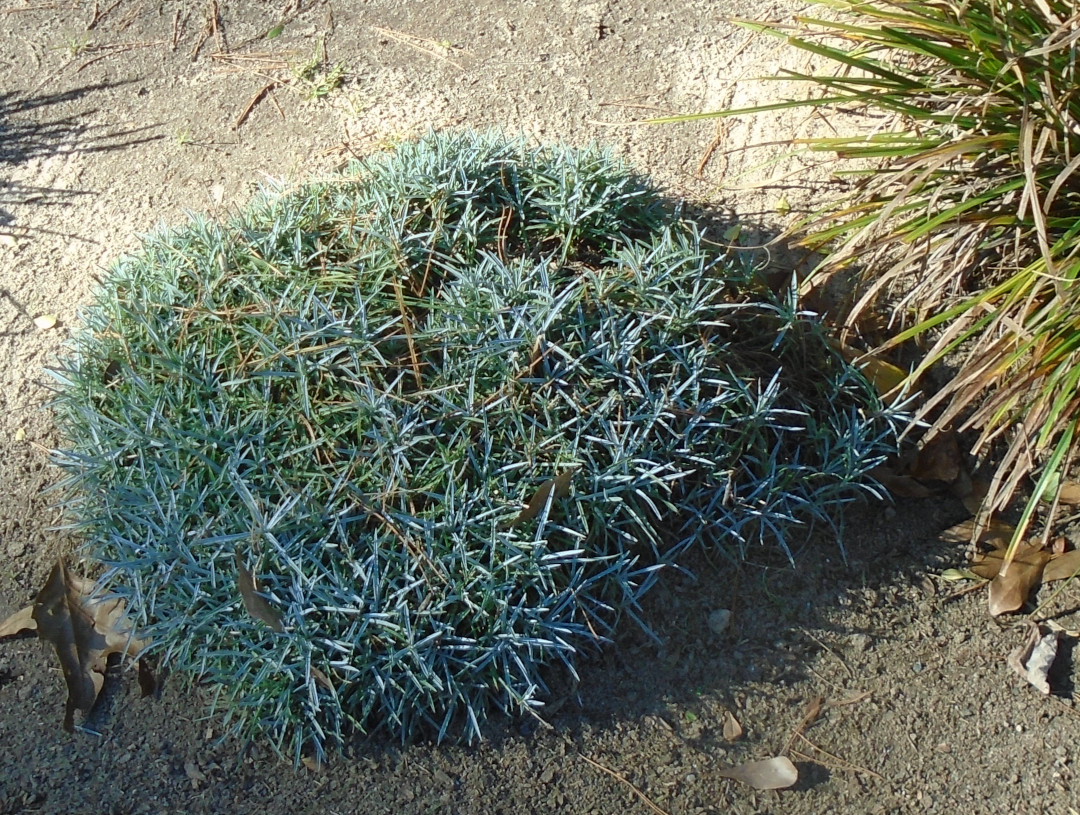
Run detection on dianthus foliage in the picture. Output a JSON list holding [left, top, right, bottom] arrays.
[[51, 131, 900, 760]]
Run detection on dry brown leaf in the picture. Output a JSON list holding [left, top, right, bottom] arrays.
[[722, 711, 744, 742], [970, 542, 1051, 616], [0, 604, 36, 637], [1007, 621, 1059, 695], [510, 469, 574, 527], [235, 554, 284, 632], [868, 466, 932, 499], [717, 756, 798, 790], [1042, 549, 1080, 582], [29, 560, 149, 730], [1057, 481, 1080, 506], [184, 760, 207, 788], [909, 430, 961, 484], [941, 517, 1013, 550], [309, 665, 333, 691], [959, 476, 990, 515]]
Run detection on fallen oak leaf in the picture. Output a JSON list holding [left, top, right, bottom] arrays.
[[309, 665, 333, 691], [833, 342, 909, 401], [1058, 481, 1080, 506], [959, 475, 991, 516], [28, 560, 150, 730], [717, 756, 798, 790], [184, 760, 207, 789], [940, 517, 1014, 550], [945, 520, 1080, 615]]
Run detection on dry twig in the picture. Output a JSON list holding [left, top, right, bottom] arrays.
[[578, 753, 670, 815], [234, 82, 279, 130], [76, 40, 165, 72], [370, 25, 466, 70]]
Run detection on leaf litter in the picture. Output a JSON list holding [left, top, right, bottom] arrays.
[[0, 560, 153, 731], [1007, 621, 1060, 695], [717, 755, 799, 790]]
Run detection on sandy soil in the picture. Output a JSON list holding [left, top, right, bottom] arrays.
[[2, 1, 1079, 813]]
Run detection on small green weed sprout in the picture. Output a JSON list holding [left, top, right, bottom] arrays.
[[292, 38, 344, 100], [51, 131, 900, 761], [56, 31, 92, 57]]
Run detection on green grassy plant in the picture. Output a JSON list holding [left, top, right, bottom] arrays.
[[50, 131, 900, 760], [654, 0, 1080, 558]]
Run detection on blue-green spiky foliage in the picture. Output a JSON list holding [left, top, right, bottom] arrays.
[[50, 131, 901, 761]]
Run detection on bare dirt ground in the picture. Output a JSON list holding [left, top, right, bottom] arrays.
[[2, 1, 1080, 813]]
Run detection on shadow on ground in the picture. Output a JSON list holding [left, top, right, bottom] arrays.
[[0, 83, 161, 243]]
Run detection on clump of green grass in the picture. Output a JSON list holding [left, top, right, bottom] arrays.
[[49, 131, 900, 761], [656, 0, 1080, 558]]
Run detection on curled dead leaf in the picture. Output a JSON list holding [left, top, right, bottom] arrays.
[[1042, 549, 1080, 582], [949, 518, 1080, 615], [717, 756, 798, 790], [184, 760, 207, 788], [834, 342, 908, 400], [309, 665, 333, 691], [959, 477, 991, 515], [941, 518, 1013, 550], [1008, 621, 1059, 695], [12, 561, 151, 731]]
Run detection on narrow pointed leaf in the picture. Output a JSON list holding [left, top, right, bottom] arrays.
[[235, 554, 284, 632], [510, 470, 573, 527]]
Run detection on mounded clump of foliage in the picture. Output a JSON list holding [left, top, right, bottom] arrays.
[[670, 0, 1080, 559], [51, 131, 899, 760]]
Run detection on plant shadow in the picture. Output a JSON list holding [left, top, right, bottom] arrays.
[[0, 83, 162, 244]]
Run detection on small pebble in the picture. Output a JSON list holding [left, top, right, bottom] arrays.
[[912, 661, 925, 673], [707, 609, 732, 636], [849, 633, 872, 652]]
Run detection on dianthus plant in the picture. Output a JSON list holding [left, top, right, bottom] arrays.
[[50, 131, 901, 760]]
